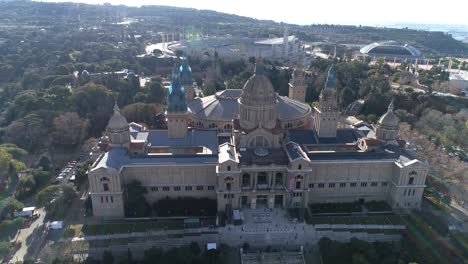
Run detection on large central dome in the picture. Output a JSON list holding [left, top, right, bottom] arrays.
[[239, 59, 278, 130], [240, 68, 276, 106]]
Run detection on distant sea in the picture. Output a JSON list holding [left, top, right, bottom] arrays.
[[377, 23, 468, 43]]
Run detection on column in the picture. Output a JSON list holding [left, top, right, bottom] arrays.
[[253, 173, 257, 192], [272, 173, 276, 189], [251, 197, 257, 209], [269, 172, 273, 188]]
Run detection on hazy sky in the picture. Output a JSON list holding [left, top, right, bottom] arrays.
[[38, 0, 468, 26]]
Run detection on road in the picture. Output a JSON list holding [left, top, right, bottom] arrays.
[[10, 208, 46, 263]]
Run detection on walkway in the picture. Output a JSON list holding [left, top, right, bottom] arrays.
[[10, 208, 46, 262]]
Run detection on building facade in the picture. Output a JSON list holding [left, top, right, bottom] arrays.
[[88, 59, 428, 218]]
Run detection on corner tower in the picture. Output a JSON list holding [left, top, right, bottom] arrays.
[[166, 64, 188, 139], [314, 65, 339, 138], [107, 101, 130, 148], [288, 66, 306, 103], [376, 100, 399, 144]]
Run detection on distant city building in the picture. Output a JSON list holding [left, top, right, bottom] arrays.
[[449, 70, 468, 95], [359, 41, 422, 62], [88, 59, 428, 218], [168, 29, 303, 62]]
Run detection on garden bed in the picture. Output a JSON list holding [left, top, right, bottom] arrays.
[[309, 202, 362, 214]]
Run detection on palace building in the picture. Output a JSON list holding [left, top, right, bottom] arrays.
[[88, 59, 428, 218]]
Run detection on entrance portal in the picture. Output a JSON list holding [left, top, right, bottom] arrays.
[[274, 195, 283, 208], [241, 196, 248, 208], [256, 195, 268, 208]]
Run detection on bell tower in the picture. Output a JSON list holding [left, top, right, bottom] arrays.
[[166, 64, 188, 139], [314, 64, 340, 138], [288, 66, 306, 103]]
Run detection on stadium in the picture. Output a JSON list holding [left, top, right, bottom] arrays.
[[359, 40, 423, 61]]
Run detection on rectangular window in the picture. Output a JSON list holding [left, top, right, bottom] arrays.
[[381, 182, 388, 187], [151, 186, 157, 191], [408, 177, 414, 185], [309, 183, 314, 188], [196, 186, 204, 191], [103, 183, 109, 192], [340, 183, 346, 188], [226, 183, 232, 191], [163, 186, 170, 191], [371, 182, 378, 187], [208, 186, 215, 191], [403, 189, 407, 196], [105, 196, 109, 203], [110, 196, 113, 203], [185, 186, 192, 191], [318, 183, 325, 188], [329, 183, 335, 188], [174, 186, 181, 191], [101, 197, 104, 203], [361, 182, 367, 187], [350, 183, 357, 187], [412, 189, 416, 196]]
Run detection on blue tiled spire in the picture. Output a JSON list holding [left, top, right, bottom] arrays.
[[167, 63, 187, 113], [179, 57, 193, 86], [325, 64, 336, 89]]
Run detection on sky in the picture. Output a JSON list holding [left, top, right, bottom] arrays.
[[37, 0, 468, 26]]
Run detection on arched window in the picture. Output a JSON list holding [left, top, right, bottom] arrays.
[[409, 171, 417, 175], [100, 177, 110, 182], [275, 173, 283, 185], [224, 176, 234, 182], [257, 172, 268, 185], [209, 123, 217, 129], [242, 173, 250, 187], [295, 181, 301, 190]]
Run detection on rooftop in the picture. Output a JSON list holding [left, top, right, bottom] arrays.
[[187, 89, 311, 122], [255, 35, 298, 45]]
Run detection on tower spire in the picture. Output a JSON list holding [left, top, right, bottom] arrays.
[[388, 99, 394, 112], [113, 98, 119, 113], [325, 64, 336, 89]]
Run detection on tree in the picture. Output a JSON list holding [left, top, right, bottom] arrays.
[[36, 184, 75, 219], [71, 84, 114, 136], [367, 114, 377, 123], [102, 250, 114, 264], [143, 247, 163, 264], [148, 81, 167, 103], [121, 103, 164, 128], [52, 112, 89, 146], [124, 180, 150, 217], [3, 112, 51, 149], [189, 242, 201, 256], [15, 174, 36, 199], [0, 198, 24, 219], [45, 85, 72, 111]]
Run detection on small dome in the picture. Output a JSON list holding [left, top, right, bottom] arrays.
[[108, 103, 129, 131], [378, 101, 398, 128], [240, 59, 276, 106], [378, 112, 398, 127]]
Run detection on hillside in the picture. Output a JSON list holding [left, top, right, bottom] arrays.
[[0, 1, 466, 56]]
